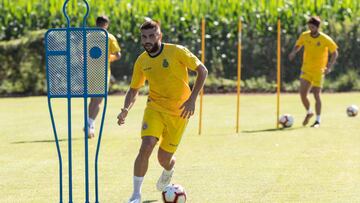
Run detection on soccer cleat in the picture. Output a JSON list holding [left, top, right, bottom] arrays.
[[156, 169, 174, 191], [127, 195, 141, 203], [310, 121, 320, 128], [302, 112, 314, 126]]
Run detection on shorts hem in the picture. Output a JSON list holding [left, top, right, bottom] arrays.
[[159, 145, 176, 154], [141, 135, 160, 140]]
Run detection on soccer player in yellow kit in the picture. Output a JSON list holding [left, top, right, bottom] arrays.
[[117, 19, 208, 203], [289, 16, 338, 128], [87, 16, 121, 138]]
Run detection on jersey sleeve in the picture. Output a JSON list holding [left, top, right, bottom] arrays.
[[109, 35, 121, 54], [130, 59, 146, 89], [326, 37, 338, 53], [176, 45, 202, 71], [295, 33, 305, 47]]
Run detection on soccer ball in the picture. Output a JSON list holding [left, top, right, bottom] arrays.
[[279, 114, 294, 128], [162, 184, 187, 203], [347, 105, 359, 117]]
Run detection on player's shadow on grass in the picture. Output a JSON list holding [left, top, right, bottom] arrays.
[[143, 201, 158, 203], [242, 126, 302, 133], [11, 137, 82, 144]]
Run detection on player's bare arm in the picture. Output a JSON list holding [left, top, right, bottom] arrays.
[[288, 45, 302, 61], [325, 50, 338, 74], [117, 88, 139, 125], [110, 52, 121, 62], [180, 64, 208, 119]]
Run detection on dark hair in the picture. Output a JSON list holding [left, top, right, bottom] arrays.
[[140, 19, 161, 30], [307, 16, 321, 27], [96, 15, 109, 26]]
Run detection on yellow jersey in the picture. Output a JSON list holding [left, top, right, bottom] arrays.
[[130, 43, 202, 116], [296, 31, 337, 74], [108, 33, 121, 72]]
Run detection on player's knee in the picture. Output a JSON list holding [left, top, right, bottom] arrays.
[[138, 146, 153, 159], [138, 139, 157, 158], [158, 150, 174, 168], [94, 98, 102, 106], [90, 98, 103, 106], [313, 93, 321, 102], [300, 92, 308, 99]]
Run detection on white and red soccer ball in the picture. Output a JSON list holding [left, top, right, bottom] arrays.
[[279, 114, 294, 128], [162, 184, 187, 203], [347, 105, 358, 117]]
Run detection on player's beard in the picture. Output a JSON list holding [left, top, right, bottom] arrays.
[[143, 42, 160, 54], [310, 30, 319, 35], [310, 28, 319, 36]]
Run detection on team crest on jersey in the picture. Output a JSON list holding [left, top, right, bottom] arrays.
[[162, 59, 169, 68], [142, 122, 148, 130], [317, 41, 321, 46]]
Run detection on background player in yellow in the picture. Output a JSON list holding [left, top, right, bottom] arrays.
[[288, 16, 338, 128], [117, 19, 208, 203], [87, 16, 121, 138]]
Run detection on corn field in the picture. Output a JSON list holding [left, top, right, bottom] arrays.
[[1, 0, 359, 84]]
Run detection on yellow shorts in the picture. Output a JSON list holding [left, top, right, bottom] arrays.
[[300, 71, 324, 87], [141, 108, 188, 153]]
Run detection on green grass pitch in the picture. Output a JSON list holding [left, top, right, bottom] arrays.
[[0, 93, 359, 202]]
